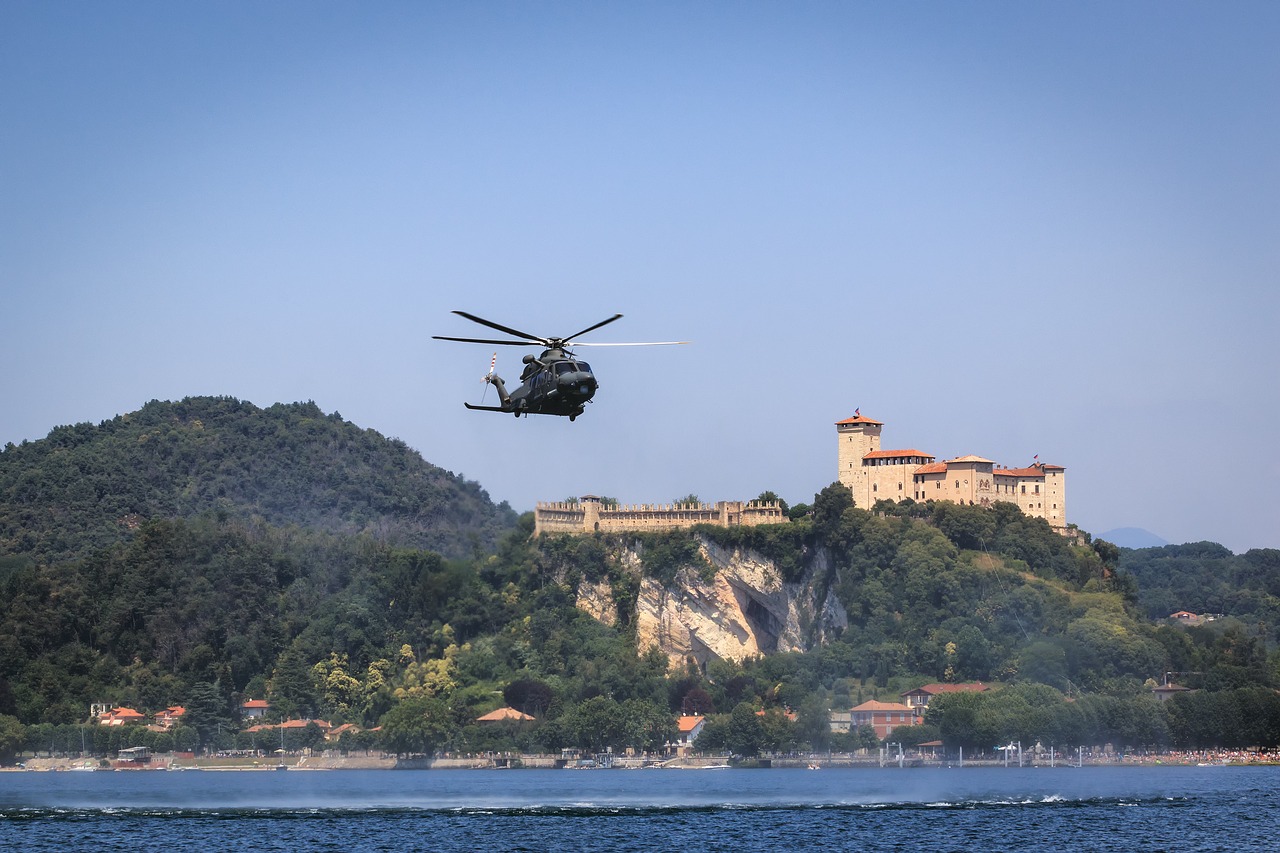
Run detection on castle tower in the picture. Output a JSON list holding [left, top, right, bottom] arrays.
[[836, 412, 882, 506]]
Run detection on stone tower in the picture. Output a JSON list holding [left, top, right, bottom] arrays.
[[836, 412, 882, 499]]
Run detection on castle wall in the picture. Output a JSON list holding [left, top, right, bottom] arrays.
[[534, 499, 787, 536]]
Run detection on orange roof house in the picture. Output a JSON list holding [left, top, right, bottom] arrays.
[[280, 718, 332, 730], [850, 701, 919, 740], [99, 707, 146, 726], [154, 706, 186, 729], [476, 707, 536, 723], [241, 698, 270, 719], [673, 715, 705, 751], [326, 723, 364, 742], [900, 683, 989, 711]]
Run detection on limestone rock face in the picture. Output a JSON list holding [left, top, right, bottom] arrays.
[[575, 576, 618, 627], [610, 536, 847, 669]]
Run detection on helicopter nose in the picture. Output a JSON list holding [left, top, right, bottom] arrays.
[[560, 372, 596, 398]]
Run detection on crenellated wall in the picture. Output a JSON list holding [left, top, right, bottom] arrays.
[[534, 498, 787, 536]]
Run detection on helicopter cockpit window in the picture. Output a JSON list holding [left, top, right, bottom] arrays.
[[555, 362, 575, 375], [575, 362, 591, 373]]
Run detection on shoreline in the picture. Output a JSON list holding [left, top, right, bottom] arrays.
[[8, 750, 1279, 772]]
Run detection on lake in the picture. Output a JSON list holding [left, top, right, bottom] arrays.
[[2, 765, 1276, 851]]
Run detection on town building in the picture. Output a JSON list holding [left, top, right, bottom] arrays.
[[154, 706, 186, 729], [98, 707, 146, 726], [836, 413, 1067, 533], [325, 723, 363, 742], [847, 700, 920, 740], [240, 698, 270, 720], [534, 495, 786, 536], [673, 715, 705, 754], [899, 682, 989, 717]]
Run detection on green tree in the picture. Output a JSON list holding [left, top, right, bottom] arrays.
[[726, 702, 764, 757], [754, 491, 789, 515], [378, 696, 453, 756], [0, 714, 24, 765], [503, 678, 555, 718], [183, 681, 232, 751]]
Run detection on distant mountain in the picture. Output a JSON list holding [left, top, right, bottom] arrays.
[[0, 396, 517, 562], [1098, 527, 1169, 549]]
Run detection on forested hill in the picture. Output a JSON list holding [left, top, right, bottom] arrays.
[[0, 397, 517, 562]]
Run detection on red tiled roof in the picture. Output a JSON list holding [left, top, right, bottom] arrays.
[[863, 449, 934, 460], [476, 707, 535, 722], [241, 699, 270, 708], [835, 415, 883, 426], [280, 718, 332, 729], [901, 683, 988, 697], [677, 715, 705, 732], [108, 707, 145, 718], [915, 463, 948, 475], [850, 700, 913, 712], [994, 467, 1044, 478], [947, 454, 996, 465]]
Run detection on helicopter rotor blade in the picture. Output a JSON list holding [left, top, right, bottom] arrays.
[[569, 340, 691, 347], [431, 335, 540, 346], [451, 311, 548, 344], [562, 314, 624, 344]]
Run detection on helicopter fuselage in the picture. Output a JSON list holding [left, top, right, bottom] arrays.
[[467, 348, 599, 420]]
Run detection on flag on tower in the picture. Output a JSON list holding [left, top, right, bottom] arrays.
[[854, 408, 861, 417]]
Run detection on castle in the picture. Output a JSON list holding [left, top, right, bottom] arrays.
[[837, 412, 1066, 533], [531, 411, 1066, 536]]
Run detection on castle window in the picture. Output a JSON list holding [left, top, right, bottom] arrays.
[[1021, 485, 1026, 494]]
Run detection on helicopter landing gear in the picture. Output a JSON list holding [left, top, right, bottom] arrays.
[[569, 413, 577, 422]]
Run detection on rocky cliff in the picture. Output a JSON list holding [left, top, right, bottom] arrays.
[[570, 535, 847, 669]]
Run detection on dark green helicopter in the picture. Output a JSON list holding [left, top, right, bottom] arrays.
[[433, 311, 688, 421]]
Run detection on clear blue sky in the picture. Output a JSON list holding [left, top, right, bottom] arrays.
[[3, 2, 1277, 553]]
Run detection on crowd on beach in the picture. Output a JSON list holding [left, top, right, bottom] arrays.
[[1111, 749, 1279, 766]]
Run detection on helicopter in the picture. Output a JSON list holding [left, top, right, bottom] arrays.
[[432, 310, 688, 421]]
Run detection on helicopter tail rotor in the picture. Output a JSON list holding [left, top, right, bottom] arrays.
[[480, 352, 497, 403]]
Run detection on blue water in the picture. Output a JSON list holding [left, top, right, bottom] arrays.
[[2, 766, 1276, 851]]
